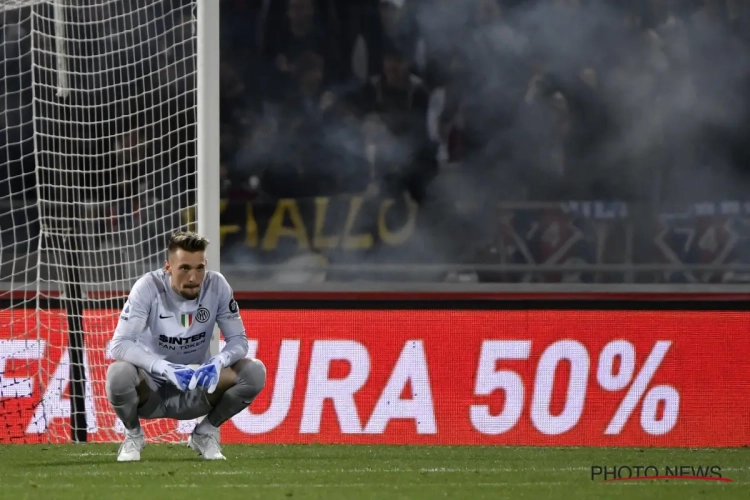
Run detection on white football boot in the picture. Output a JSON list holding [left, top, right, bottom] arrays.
[[117, 431, 145, 462], [188, 430, 226, 460]]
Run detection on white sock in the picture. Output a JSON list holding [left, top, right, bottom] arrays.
[[126, 426, 143, 438], [194, 419, 219, 436]]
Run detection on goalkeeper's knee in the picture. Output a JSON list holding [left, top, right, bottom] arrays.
[[106, 361, 140, 401], [234, 358, 266, 400]]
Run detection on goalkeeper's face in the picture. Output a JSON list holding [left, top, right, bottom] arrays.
[[165, 249, 207, 300]]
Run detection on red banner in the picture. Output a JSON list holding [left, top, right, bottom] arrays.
[[1, 309, 749, 446]]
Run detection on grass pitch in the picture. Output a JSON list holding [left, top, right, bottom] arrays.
[[0, 444, 747, 499]]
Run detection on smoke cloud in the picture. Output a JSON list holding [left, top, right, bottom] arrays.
[[227, 0, 750, 280], [413, 0, 750, 204]]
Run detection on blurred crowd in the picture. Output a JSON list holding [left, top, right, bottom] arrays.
[[3, 0, 750, 209], [220, 0, 750, 205]]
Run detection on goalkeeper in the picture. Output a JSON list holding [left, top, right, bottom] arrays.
[[105, 231, 266, 462]]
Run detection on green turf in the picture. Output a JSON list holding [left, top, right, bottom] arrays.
[[0, 444, 747, 499]]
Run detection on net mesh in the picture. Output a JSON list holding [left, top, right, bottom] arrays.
[[1, 0, 199, 443]]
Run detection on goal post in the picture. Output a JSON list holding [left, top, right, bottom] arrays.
[[196, 0, 221, 372], [0, 0, 221, 443], [195, 0, 221, 431]]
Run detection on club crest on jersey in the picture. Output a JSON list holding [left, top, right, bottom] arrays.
[[195, 307, 210, 323], [180, 313, 194, 328]]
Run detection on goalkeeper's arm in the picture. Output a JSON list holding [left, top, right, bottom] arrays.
[[110, 336, 162, 374], [110, 277, 162, 374], [213, 273, 248, 366]]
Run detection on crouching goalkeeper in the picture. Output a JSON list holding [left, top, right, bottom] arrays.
[[105, 231, 266, 462]]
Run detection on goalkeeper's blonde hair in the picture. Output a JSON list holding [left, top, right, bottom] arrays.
[[167, 231, 210, 254]]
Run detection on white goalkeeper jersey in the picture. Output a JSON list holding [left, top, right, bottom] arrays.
[[110, 269, 248, 375]]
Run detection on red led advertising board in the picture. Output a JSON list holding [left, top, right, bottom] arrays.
[[1, 309, 748, 446]]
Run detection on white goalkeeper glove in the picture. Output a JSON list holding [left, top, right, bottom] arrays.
[[151, 360, 195, 392], [188, 354, 229, 394]]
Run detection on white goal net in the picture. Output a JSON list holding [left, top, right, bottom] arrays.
[[0, 0, 200, 443]]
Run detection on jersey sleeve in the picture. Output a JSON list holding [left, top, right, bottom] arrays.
[[214, 272, 249, 366], [110, 275, 162, 373]]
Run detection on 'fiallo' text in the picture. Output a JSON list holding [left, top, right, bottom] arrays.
[[183, 194, 419, 251]]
